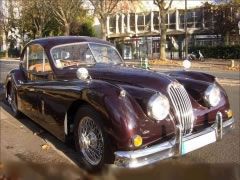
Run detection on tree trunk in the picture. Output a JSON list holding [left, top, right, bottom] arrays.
[[4, 31, 8, 58], [64, 23, 70, 36], [5, 47, 9, 58], [160, 10, 167, 60], [100, 18, 107, 40], [224, 31, 230, 45]]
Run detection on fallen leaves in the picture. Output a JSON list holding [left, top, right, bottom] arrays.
[[41, 144, 51, 151], [225, 65, 240, 71]]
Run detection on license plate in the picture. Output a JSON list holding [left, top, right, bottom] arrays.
[[182, 131, 217, 155]]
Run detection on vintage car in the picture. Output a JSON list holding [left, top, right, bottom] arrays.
[[5, 36, 235, 171]]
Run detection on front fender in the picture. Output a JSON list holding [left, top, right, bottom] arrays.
[[81, 80, 147, 150]]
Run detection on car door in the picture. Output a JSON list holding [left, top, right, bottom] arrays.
[[18, 44, 53, 125]]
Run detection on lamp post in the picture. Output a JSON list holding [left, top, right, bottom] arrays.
[[184, 0, 188, 58]]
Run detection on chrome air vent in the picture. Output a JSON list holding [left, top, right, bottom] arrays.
[[168, 82, 194, 135]]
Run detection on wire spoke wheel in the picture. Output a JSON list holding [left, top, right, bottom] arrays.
[[78, 116, 104, 165]]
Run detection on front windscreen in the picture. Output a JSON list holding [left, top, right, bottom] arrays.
[[51, 43, 123, 69]]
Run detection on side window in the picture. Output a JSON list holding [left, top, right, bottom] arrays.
[[22, 47, 28, 70], [28, 44, 51, 73]]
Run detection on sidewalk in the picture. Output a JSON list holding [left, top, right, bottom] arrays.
[[1, 58, 239, 70], [124, 59, 240, 72]]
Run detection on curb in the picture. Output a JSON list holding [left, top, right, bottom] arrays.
[[217, 79, 240, 86]]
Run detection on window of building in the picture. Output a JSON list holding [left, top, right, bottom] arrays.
[[179, 10, 185, 29], [152, 40, 160, 53], [153, 11, 160, 30], [109, 15, 116, 33], [195, 8, 203, 28], [168, 11, 176, 29], [130, 13, 135, 31], [138, 14, 145, 31]]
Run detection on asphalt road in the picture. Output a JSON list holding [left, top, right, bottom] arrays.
[[0, 84, 239, 179]]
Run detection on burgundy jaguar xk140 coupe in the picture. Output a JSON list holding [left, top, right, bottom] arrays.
[[5, 36, 235, 171]]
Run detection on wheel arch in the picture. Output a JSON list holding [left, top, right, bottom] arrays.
[[64, 99, 112, 142]]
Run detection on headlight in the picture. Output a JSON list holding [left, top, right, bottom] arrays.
[[147, 93, 170, 121], [204, 84, 221, 107]]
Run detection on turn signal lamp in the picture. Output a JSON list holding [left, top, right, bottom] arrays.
[[226, 109, 233, 118], [132, 135, 142, 147]]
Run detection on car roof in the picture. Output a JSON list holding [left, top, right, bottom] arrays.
[[27, 36, 113, 49]]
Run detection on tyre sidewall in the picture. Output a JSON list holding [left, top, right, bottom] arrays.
[[73, 106, 108, 172], [7, 83, 20, 117]]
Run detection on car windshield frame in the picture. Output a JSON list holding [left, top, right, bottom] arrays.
[[50, 42, 124, 69]]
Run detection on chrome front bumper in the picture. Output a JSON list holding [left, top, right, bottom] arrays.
[[114, 116, 235, 168]]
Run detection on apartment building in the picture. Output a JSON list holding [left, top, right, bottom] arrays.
[[104, 0, 238, 60]]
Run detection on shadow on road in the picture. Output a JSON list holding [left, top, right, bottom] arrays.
[[0, 86, 92, 172]]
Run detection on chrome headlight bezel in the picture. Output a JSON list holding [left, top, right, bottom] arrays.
[[147, 93, 170, 121], [204, 84, 221, 107]]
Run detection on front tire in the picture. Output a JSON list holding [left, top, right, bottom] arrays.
[[74, 106, 109, 171]]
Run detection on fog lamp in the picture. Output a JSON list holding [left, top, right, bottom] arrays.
[[132, 135, 142, 147]]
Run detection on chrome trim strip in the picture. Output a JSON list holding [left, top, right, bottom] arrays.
[[223, 117, 235, 127], [115, 141, 174, 159], [64, 113, 68, 135]]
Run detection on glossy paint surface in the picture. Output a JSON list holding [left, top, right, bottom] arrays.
[[5, 36, 231, 151]]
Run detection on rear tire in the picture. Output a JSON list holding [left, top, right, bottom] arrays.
[[73, 105, 110, 172], [6, 83, 21, 117]]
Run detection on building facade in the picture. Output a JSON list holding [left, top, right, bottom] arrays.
[[104, 1, 239, 60]]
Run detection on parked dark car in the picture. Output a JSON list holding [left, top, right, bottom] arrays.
[[5, 36, 235, 171]]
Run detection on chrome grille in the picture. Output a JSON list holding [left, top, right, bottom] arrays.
[[168, 82, 194, 135]]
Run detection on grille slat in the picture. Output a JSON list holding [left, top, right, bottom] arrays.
[[176, 87, 188, 133], [168, 82, 194, 135]]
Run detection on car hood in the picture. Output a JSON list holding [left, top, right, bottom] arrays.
[[87, 64, 175, 93]]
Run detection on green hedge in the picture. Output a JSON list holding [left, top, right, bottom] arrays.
[[0, 48, 20, 58], [189, 45, 240, 59], [0, 51, 6, 58]]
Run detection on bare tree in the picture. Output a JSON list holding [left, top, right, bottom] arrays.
[[89, 0, 121, 40], [46, 0, 84, 36], [154, 0, 174, 60], [19, 0, 54, 39]]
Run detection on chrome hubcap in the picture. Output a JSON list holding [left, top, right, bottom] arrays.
[[78, 117, 103, 165]]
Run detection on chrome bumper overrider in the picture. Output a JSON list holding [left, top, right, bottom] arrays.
[[114, 116, 235, 168]]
